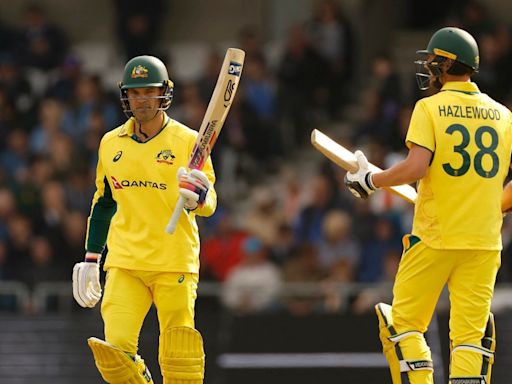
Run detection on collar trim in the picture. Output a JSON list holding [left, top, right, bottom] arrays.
[[440, 81, 480, 95]]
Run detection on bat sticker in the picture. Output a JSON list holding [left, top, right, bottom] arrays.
[[224, 80, 236, 106], [228, 62, 242, 76]]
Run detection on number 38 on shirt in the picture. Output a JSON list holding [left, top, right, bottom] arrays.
[[443, 124, 499, 178]]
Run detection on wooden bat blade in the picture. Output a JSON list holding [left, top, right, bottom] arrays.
[[166, 48, 245, 234], [188, 47, 245, 170], [311, 129, 359, 173], [311, 129, 417, 204]]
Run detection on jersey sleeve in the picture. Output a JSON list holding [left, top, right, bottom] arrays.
[[406, 99, 436, 152], [85, 140, 117, 253]]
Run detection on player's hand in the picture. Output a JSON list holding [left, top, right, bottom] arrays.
[[72, 253, 102, 308], [177, 167, 210, 210], [344, 150, 377, 199]]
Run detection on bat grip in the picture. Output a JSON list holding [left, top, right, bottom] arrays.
[[165, 196, 186, 234]]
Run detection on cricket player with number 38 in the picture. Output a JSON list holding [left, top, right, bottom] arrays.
[[72, 56, 216, 383], [345, 27, 512, 384]]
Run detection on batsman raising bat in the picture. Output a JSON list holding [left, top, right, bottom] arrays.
[[344, 27, 512, 384], [72, 51, 242, 383]]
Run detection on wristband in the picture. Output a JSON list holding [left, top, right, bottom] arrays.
[[85, 252, 101, 263], [366, 173, 377, 191]]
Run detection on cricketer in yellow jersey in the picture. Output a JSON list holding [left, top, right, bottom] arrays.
[[345, 27, 512, 384], [71, 55, 216, 384]]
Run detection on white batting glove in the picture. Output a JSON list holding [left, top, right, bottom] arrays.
[[344, 150, 377, 199], [177, 167, 210, 210], [72, 252, 102, 308]]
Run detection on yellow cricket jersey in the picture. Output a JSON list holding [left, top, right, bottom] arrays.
[[406, 82, 512, 250], [85, 115, 217, 273]]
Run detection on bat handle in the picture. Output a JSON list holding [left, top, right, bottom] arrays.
[[165, 196, 186, 234]]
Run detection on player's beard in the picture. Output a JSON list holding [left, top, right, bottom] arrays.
[[429, 76, 443, 90], [132, 105, 160, 123]]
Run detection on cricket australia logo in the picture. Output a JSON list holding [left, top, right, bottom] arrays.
[[156, 149, 175, 165], [131, 65, 148, 78]]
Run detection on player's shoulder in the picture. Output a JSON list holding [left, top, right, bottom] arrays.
[[97, 120, 131, 151], [411, 96, 431, 115], [480, 93, 512, 117], [102, 125, 124, 141], [418, 91, 446, 105], [166, 118, 199, 142]]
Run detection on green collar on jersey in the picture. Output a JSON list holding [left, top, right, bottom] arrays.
[[440, 81, 480, 95], [128, 114, 170, 144]]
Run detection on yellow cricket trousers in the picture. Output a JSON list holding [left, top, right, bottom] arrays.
[[101, 268, 199, 356], [392, 235, 500, 378]]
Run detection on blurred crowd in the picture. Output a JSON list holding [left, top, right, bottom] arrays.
[[1, 0, 512, 315]]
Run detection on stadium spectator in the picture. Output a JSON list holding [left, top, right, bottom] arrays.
[[34, 181, 69, 256], [0, 188, 16, 241], [0, 128, 30, 184], [46, 55, 82, 102], [197, 50, 222, 106], [5, 214, 33, 281], [60, 211, 87, 272], [0, 21, 17, 53], [353, 54, 403, 150], [317, 209, 360, 277], [0, 87, 18, 140], [201, 209, 248, 282], [29, 97, 64, 155], [238, 25, 265, 61], [241, 54, 281, 158], [244, 186, 285, 247], [293, 173, 344, 247], [113, 0, 165, 60], [308, 0, 355, 117], [0, 241, 6, 280], [281, 243, 323, 315], [16, 4, 68, 71], [61, 74, 120, 144], [277, 23, 329, 149], [222, 237, 282, 314], [474, 26, 512, 103], [357, 215, 402, 283], [0, 53, 34, 116], [23, 236, 61, 290]]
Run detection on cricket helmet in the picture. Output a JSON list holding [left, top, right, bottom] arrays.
[[118, 55, 174, 117], [415, 27, 479, 90]]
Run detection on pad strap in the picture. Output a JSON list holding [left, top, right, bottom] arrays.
[[449, 377, 486, 384], [452, 345, 494, 359], [389, 331, 423, 343], [389, 331, 434, 373], [399, 359, 434, 373]]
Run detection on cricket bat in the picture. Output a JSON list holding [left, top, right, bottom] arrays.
[[311, 129, 417, 204], [166, 48, 245, 234]]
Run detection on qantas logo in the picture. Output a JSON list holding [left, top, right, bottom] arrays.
[[111, 176, 123, 189], [111, 176, 167, 190]]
